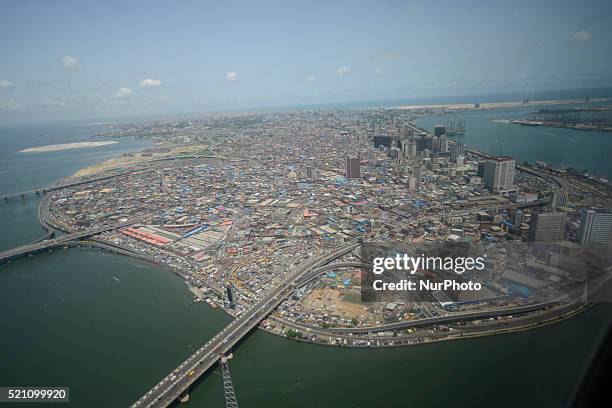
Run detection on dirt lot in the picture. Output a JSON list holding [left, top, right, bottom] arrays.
[[300, 287, 378, 322]]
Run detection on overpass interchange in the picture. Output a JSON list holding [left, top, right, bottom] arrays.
[[131, 242, 359, 408]]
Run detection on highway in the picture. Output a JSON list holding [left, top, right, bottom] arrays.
[[131, 242, 359, 408], [314, 299, 562, 334], [0, 221, 135, 264]]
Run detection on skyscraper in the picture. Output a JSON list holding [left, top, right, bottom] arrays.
[[477, 162, 485, 177], [439, 135, 448, 153], [434, 125, 446, 137], [402, 139, 417, 158], [345, 157, 361, 179], [450, 142, 464, 163], [483, 157, 515, 193], [579, 210, 612, 245], [412, 165, 422, 185], [529, 212, 566, 242]]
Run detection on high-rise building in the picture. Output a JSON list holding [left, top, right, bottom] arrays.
[[434, 125, 446, 137], [484, 157, 515, 193], [439, 135, 448, 153], [511, 209, 525, 228], [373, 135, 394, 149], [450, 142, 464, 163], [407, 177, 417, 191], [477, 162, 485, 177], [345, 157, 361, 179], [412, 166, 422, 185], [402, 139, 417, 158], [579, 210, 612, 245], [432, 136, 440, 153], [529, 212, 566, 242], [416, 134, 433, 151], [551, 190, 568, 210]]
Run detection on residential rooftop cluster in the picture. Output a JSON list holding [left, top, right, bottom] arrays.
[[43, 107, 612, 345]]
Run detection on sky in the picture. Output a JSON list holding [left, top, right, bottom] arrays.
[[1, 0, 612, 124]]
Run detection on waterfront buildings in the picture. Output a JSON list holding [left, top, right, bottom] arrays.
[[529, 212, 567, 242], [34, 106, 612, 346], [579, 209, 612, 245], [484, 157, 515, 193], [450, 142, 464, 163]]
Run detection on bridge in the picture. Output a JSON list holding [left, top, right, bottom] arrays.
[[131, 242, 360, 408], [0, 174, 120, 202], [0, 222, 135, 265], [1, 154, 225, 203]]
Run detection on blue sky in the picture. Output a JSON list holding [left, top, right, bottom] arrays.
[[1, 0, 611, 123]]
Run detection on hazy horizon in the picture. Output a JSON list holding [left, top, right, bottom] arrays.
[[1, 0, 612, 124]]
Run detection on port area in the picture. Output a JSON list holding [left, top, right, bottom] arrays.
[[508, 106, 612, 132]]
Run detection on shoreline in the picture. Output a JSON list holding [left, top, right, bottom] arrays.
[[20, 141, 118, 153], [20, 115, 604, 349], [393, 97, 611, 111], [33, 192, 590, 349]]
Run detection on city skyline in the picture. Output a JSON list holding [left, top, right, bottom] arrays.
[[1, 0, 612, 124]]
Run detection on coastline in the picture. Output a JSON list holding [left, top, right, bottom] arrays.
[[393, 97, 611, 111], [11, 105, 608, 347], [20, 141, 118, 153], [32, 167, 592, 348]]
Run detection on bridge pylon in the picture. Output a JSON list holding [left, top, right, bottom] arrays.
[[220, 356, 239, 408]]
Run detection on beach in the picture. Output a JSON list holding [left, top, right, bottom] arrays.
[[20, 141, 118, 153], [394, 97, 611, 111]]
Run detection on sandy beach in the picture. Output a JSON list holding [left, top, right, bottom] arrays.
[[20, 141, 118, 153], [393, 97, 611, 111]]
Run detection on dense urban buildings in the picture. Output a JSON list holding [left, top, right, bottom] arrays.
[[2, 103, 612, 408]]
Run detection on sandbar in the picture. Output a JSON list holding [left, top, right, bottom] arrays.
[[20, 141, 118, 153]]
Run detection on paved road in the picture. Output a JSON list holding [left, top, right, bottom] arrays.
[[131, 242, 359, 408], [0, 222, 135, 263]]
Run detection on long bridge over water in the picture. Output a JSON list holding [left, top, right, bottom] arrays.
[[131, 242, 360, 408], [0, 221, 135, 265]]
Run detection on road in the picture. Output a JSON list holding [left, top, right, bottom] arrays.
[[131, 242, 359, 408], [0, 222, 136, 264]]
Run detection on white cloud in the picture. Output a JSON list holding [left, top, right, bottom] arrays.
[[304, 75, 316, 83], [375, 67, 383, 76], [0, 100, 24, 110], [225, 71, 238, 82], [114, 87, 133, 99], [61, 55, 79, 70], [159, 94, 168, 101], [336, 66, 350, 77], [42, 98, 76, 108], [569, 31, 592, 45], [0, 79, 14, 89], [139, 78, 162, 88]]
